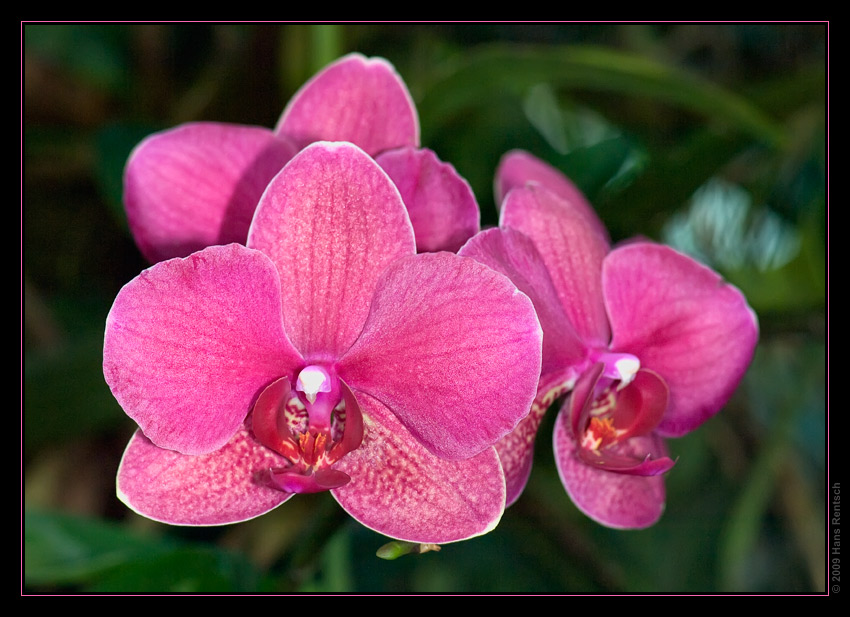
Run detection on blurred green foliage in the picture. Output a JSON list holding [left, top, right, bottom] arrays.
[[23, 23, 827, 593]]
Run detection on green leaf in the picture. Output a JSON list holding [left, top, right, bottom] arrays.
[[91, 546, 266, 593], [24, 509, 172, 586], [419, 44, 784, 147], [25, 24, 131, 92], [25, 327, 126, 453], [719, 339, 825, 591], [24, 509, 267, 592]]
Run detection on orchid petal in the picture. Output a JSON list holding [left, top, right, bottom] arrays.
[[553, 404, 667, 529], [376, 147, 480, 253], [276, 53, 419, 156], [495, 370, 575, 506], [494, 149, 609, 241], [501, 184, 611, 346], [103, 244, 303, 455], [248, 142, 416, 359], [331, 392, 506, 544], [459, 227, 586, 376], [603, 243, 759, 436], [340, 251, 542, 460], [124, 122, 297, 263], [116, 425, 293, 526]]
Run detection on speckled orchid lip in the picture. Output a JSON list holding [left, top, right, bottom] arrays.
[[568, 363, 674, 476], [460, 149, 758, 529], [252, 371, 362, 494], [107, 142, 543, 543]]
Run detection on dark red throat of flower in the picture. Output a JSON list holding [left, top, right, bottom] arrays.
[[569, 362, 675, 476], [251, 371, 364, 493]]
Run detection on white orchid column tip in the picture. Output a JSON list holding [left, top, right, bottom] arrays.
[[592, 351, 641, 387], [296, 365, 333, 404], [613, 356, 640, 387]]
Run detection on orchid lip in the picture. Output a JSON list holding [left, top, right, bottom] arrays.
[[570, 363, 673, 477], [252, 373, 364, 494], [270, 467, 352, 493]]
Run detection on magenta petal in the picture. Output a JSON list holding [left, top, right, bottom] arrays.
[[124, 122, 297, 263], [117, 426, 293, 526], [276, 53, 419, 156], [553, 404, 667, 529], [495, 370, 575, 506], [103, 244, 303, 455], [459, 227, 587, 376], [340, 252, 542, 460], [494, 149, 608, 241], [248, 142, 416, 359], [495, 414, 539, 508], [376, 147, 480, 253], [603, 242, 759, 436], [331, 392, 506, 543], [501, 184, 611, 347]]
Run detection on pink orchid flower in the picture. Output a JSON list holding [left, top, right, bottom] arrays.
[[104, 142, 542, 544], [125, 53, 478, 263], [460, 150, 758, 529]]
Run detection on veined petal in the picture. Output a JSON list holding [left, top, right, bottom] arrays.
[[331, 392, 506, 544], [124, 122, 297, 263], [459, 227, 587, 376], [276, 53, 419, 156], [494, 150, 609, 241], [103, 244, 303, 455], [248, 142, 416, 360], [340, 251, 542, 461], [117, 425, 293, 526], [603, 242, 759, 436], [553, 404, 667, 529], [501, 184, 611, 347], [376, 147, 480, 253]]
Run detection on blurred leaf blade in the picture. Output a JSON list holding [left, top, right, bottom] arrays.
[[24, 509, 172, 586], [24, 509, 269, 592], [419, 44, 785, 147]]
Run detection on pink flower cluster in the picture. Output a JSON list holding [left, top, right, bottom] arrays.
[[104, 54, 757, 542]]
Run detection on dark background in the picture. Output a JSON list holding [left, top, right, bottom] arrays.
[[23, 23, 827, 593]]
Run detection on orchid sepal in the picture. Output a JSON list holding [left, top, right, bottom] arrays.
[[124, 122, 297, 263], [276, 53, 420, 156]]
